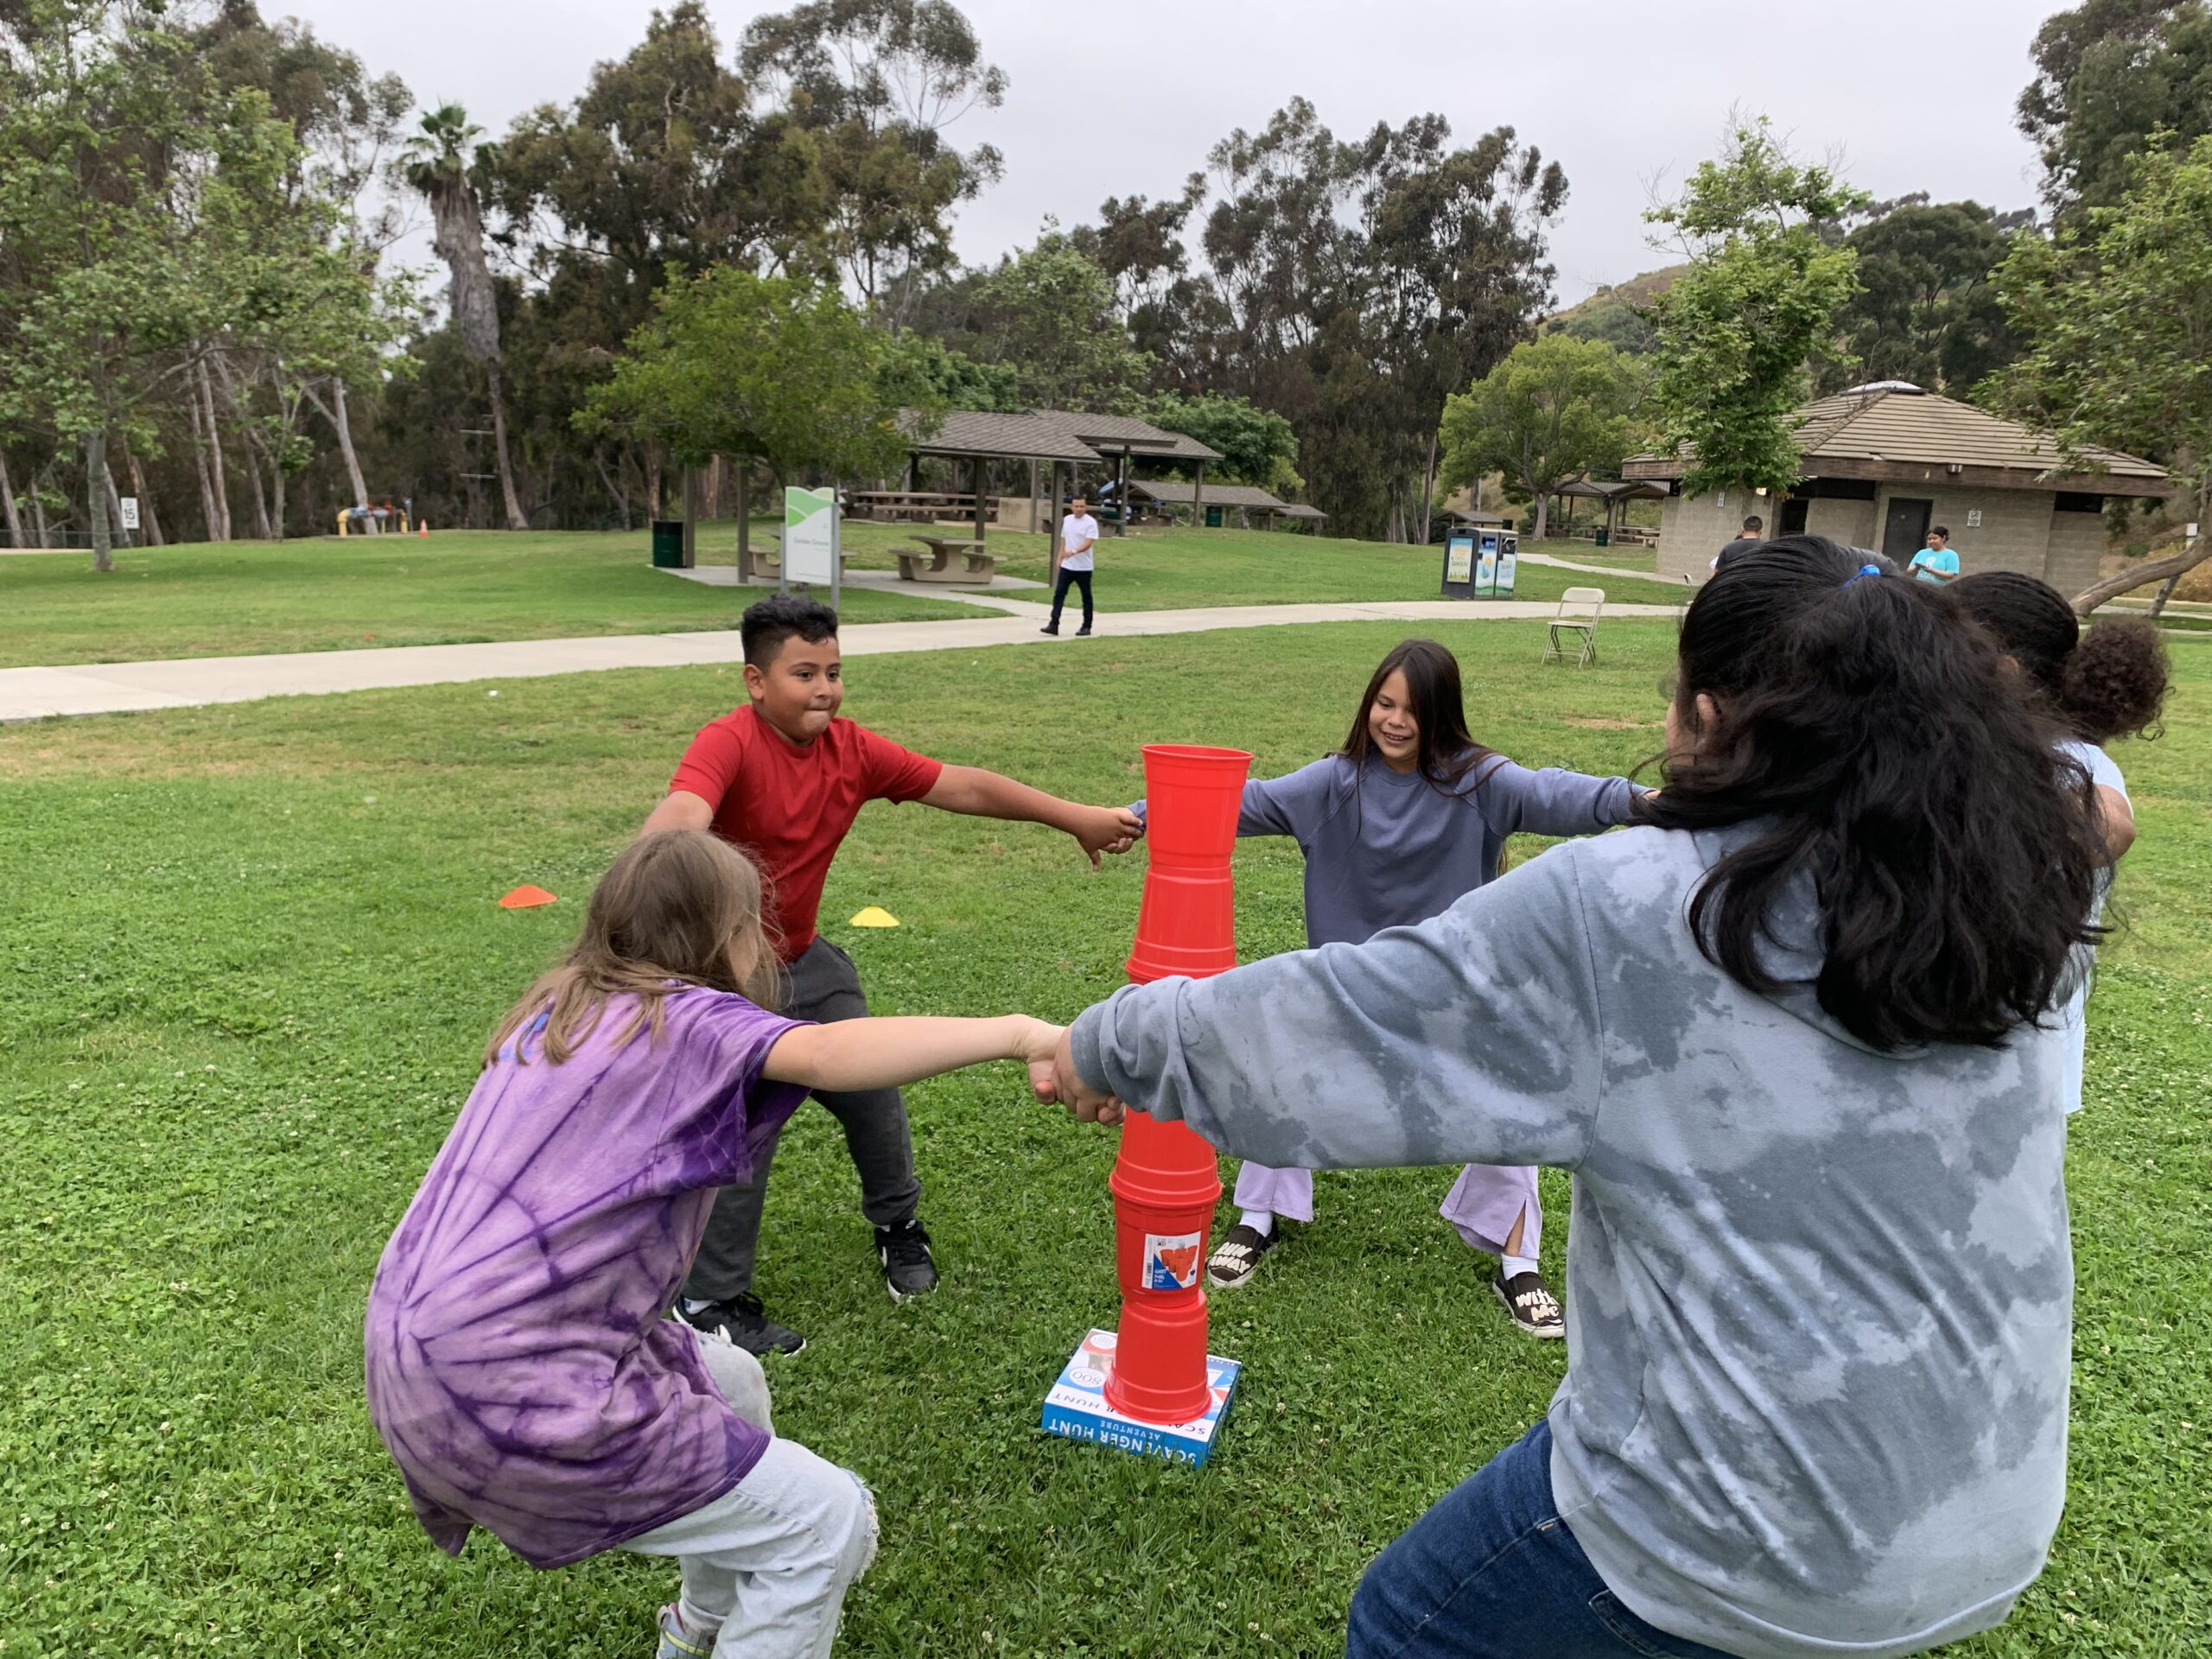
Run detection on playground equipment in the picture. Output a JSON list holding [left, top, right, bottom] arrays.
[[1042, 743, 1251, 1465]]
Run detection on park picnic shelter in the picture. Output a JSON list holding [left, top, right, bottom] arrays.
[[868, 408, 1225, 549], [1123, 478, 1327, 531], [1624, 383, 2169, 591]]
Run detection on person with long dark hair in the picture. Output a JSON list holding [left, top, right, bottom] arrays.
[[1134, 638, 1637, 1335], [1049, 537, 2106, 1657], [1954, 569, 2170, 1115]]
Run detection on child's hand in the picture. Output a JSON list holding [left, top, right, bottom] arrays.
[[1014, 1016, 1066, 1100], [1046, 1027, 1126, 1126], [1068, 804, 1145, 868]]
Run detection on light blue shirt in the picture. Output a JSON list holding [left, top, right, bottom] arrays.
[[1907, 546, 1961, 583]]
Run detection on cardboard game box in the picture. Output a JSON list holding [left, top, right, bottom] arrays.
[[1040, 1328, 1241, 1466]]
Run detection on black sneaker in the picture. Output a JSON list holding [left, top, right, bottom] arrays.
[[876, 1218, 939, 1302], [677, 1292, 804, 1357], [1074, 627, 1092, 637], [1039, 626, 1059, 636], [1205, 1223, 1280, 1287], [1492, 1270, 1565, 1339]]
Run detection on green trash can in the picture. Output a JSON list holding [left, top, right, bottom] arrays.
[[651, 518, 687, 569], [1204, 505, 1224, 528], [1594, 526, 1610, 548]]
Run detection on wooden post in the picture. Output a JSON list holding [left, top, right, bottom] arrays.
[[682, 466, 699, 567], [1192, 461, 1206, 530], [735, 459, 753, 584], [1030, 457, 1040, 537], [973, 455, 988, 547], [1115, 448, 1128, 535]]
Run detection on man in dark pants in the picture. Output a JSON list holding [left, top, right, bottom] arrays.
[[1042, 494, 1100, 636], [639, 595, 1140, 1354]]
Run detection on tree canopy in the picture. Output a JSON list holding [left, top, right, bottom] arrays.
[[1819, 200, 2025, 397], [1992, 132, 2212, 607], [1436, 334, 1646, 537], [2019, 0, 2212, 214], [1643, 119, 1867, 496]]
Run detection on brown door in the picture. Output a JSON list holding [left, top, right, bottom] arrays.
[[1881, 497, 1932, 562], [1779, 497, 1810, 537]]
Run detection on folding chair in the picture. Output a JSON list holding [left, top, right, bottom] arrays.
[[1543, 586, 1605, 667]]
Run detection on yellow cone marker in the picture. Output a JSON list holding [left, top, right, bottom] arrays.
[[849, 906, 900, 929]]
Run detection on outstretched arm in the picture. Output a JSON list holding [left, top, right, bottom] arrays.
[[766, 1014, 1063, 1096], [640, 790, 715, 837], [922, 765, 1142, 868]]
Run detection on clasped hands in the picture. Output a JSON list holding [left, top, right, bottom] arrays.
[[1014, 1019, 1128, 1126]]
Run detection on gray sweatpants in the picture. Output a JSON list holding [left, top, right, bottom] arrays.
[[683, 937, 920, 1301]]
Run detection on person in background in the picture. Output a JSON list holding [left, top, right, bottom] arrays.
[[1051, 538, 2107, 1658], [639, 596, 1140, 1354], [1042, 494, 1100, 637], [1909, 525, 1962, 583], [1710, 514, 1764, 574]]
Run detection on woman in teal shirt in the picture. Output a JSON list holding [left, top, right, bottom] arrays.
[[1907, 525, 1961, 582]]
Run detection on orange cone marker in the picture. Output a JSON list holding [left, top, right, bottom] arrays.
[[1044, 743, 1251, 1465], [499, 885, 557, 909]]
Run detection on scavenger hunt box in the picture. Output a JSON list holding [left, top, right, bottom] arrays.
[[1040, 1328, 1241, 1467]]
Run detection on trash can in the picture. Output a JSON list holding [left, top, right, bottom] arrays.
[[1594, 526, 1611, 548], [1204, 505, 1224, 529], [651, 518, 690, 569]]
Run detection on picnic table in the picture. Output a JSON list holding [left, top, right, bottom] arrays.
[[895, 535, 1001, 584]]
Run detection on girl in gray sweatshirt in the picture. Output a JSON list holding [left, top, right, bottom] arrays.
[[1138, 638, 1635, 1338], [1051, 539, 2109, 1659]]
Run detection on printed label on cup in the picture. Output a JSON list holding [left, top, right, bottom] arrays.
[[1142, 1230, 1204, 1291]]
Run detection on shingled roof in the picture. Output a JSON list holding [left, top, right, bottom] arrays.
[[1126, 478, 1326, 517], [1623, 385, 2168, 495], [897, 407, 1224, 464]]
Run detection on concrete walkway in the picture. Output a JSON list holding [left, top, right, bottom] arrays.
[[0, 598, 1680, 721]]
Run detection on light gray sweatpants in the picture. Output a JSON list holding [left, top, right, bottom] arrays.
[[625, 1331, 880, 1659]]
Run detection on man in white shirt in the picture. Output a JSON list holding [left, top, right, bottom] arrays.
[[1042, 494, 1099, 636]]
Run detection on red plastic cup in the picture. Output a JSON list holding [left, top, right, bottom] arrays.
[[1126, 745, 1252, 984]]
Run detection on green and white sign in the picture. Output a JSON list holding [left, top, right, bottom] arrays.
[[783, 486, 839, 589]]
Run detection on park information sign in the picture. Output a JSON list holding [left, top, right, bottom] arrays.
[[782, 486, 841, 604]]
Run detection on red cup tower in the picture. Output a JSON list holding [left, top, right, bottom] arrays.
[[1103, 743, 1252, 1425]]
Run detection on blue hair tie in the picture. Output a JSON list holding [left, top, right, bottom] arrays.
[[1843, 563, 1882, 587]]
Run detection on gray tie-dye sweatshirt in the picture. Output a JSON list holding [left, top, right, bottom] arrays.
[[1070, 824, 2070, 1659]]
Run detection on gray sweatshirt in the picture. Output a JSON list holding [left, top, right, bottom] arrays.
[[1071, 824, 2070, 1659], [1137, 753, 1637, 947]]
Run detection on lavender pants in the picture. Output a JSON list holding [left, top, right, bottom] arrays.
[[1231, 1161, 1541, 1258]]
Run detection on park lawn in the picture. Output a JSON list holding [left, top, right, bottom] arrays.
[[2, 620, 2207, 1659], [829, 518, 1690, 612], [0, 531, 976, 669]]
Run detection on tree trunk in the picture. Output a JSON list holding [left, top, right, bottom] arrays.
[[736, 460, 753, 582], [485, 360, 528, 531], [1417, 429, 1439, 546], [121, 440, 162, 546], [241, 437, 275, 541], [31, 463, 51, 548], [197, 360, 233, 541], [2070, 532, 2212, 614], [0, 450, 22, 549], [187, 387, 220, 541], [645, 446, 663, 520], [329, 380, 370, 508], [1532, 487, 1551, 539], [85, 429, 114, 573]]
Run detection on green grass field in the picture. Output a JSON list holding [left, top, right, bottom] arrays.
[[0, 523, 1689, 669], [3, 620, 2206, 1658]]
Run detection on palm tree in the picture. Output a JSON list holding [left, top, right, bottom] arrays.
[[401, 104, 527, 530]]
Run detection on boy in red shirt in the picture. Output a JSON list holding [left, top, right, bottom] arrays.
[[640, 595, 1141, 1355]]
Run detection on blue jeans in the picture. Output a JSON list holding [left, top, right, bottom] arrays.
[[1348, 1420, 1736, 1659]]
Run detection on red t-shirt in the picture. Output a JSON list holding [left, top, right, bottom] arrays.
[[669, 706, 944, 961]]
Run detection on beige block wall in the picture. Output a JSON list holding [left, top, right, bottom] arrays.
[[1872, 484, 2054, 576], [1656, 486, 1762, 581], [1804, 497, 1878, 548], [2044, 509, 2105, 599]]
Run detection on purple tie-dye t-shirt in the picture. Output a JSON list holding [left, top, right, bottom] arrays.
[[364, 988, 805, 1568]]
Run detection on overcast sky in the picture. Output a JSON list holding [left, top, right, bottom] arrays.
[[282, 0, 2060, 304]]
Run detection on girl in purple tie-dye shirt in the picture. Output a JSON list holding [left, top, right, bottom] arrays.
[[365, 830, 1061, 1659]]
